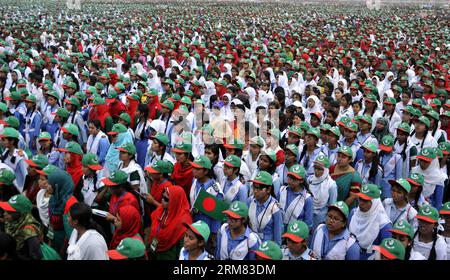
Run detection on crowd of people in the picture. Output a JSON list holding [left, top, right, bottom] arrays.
[[0, 0, 449, 261]]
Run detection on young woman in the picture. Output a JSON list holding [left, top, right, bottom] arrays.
[[86, 120, 110, 166], [378, 135, 403, 200], [348, 184, 392, 260], [0, 169, 20, 203], [329, 147, 362, 208], [277, 164, 313, 231], [179, 221, 213, 260], [383, 179, 418, 229], [394, 122, 417, 178], [41, 90, 60, 139], [276, 144, 299, 187], [204, 144, 225, 188], [248, 171, 283, 245], [222, 155, 248, 204], [412, 147, 446, 209], [354, 141, 382, 186], [216, 201, 260, 260], [406, 173, 428, 211], [134, 104, 152, 168], [252, 149, 281, 196], [58, 141, 84, 201], [23, 95, 42, 155], [89, 96, 114, 133], [426, 110, 447, 144], [36, 131, 59, 166], [299, 128, 324, 177], [145, 132, 175, 167], [148, 185, 192, 260], [65, 96, 88, 145], [0, 194, 43, 260], [382, 97, 401, 135], [439, 202, 450, 260], [105, 123, 133, 174], [243, 136, 265, 177], [0, 127, 27, 192], [410, 205, 448, 260], [310, 201, 360, 260], [372, 117, 390, 144], [171, 141, 194, 198], [117, 142, 147, 196], [409, 116, 438, 155], [282, 220, 319, 260], [109, 205, 142, 249], [144, 159, 174, 212], [66, 202, 108, 260], [308, 155, 338, 229], [321, 126, 341, 166], [189, 155, 223, 252], [388, 219, 426, 260]]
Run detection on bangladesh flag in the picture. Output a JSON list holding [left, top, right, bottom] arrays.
[[194, 188, 229, 221]]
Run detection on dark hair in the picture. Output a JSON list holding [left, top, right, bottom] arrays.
[[0, 232, 18, 260], [137, 103, 149, 139], [69, 202, 106, 239], [329, 100, 340, 110], [204, 144, 220, 166], [410, 227, 438, 260], [259, 155, 277, 175], [342, 93, 352, 106], [293, 111, 305, 121], [352, 100, 362, 108], [368, 152, 382, 182], [89, 119, 102, 129]]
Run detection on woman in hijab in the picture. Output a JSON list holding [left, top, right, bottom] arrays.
[[89, 97, 113, 133], [221, 93, 234, 123], [126, 95, 140, 129], [349, 184, 392, 260], [48, 169, 78, 256], [105, 124, 134, 174], [378, 71, 395, 103], [61, 142, 84, 201], [187, 56, 198, 72], [372, 117, 390, 143], [304, 95, 322, 124], [202, 81, 216, 108], [148, 185, 192, 260], [109, 205, 142, 249], [147, 69, 162, 93]]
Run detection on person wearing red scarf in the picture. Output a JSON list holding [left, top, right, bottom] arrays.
[[106, 93, 127, 123], [102, 170, 140, 217], [171, 142, 194, 199], [58, 141, 84, 201], [147, 185, 192, 260], [145, 91, 161, 120], [89, 97, 113, 133], [126, 95, 140, 128], [109, 205, 142, 249]]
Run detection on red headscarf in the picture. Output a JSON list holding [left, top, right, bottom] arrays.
[[66, 153, 83, 189], [148, 185, 192, 252], [110, 205, 142, 249], [171, 162, 194, 198], [147, 95, 161, 121], [108, 99, 127, 120], [150, 179, 173, 204], [126, 98, 140, 128], [89, 103, 111, 129]]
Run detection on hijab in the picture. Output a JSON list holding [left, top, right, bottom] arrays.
[[372, 117, 390, 143], [304, 95, 321, 123], [412, 158, 447, 198], [66, 152, 83, 189], [147, 69, 162, 92], [48, 169, 74, 216], [148, 185, 192, 252], [110, 205, 142, 249], [105, 132, 133, 173]]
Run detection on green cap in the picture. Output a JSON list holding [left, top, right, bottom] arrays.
[[6, 91, 22, 101], [47, 90, 60, 100], [338, 116, 351, 126], [52, 107, 69, 118], [0, 102, 7, 113], [268, 128, 281, 140], [150, 132, 169, 146], [345, 121, 358, 132], [407, 173, 424, 186], [172, 141, 192, 154], [418, 116, 430, 128], [439, 202, 450, 215], [306, 127, 321, 139], [108, 123, 127, 135], [145, 160, 173, 174], [224, 155, 241, 168], [0, 127, 19, 139], [65, 96, 80, 108], [24, 94, 37, 103], [338, 146, 353, 158], [180, 96, 192, 105], [396, 122, 411, 134], [328, 201, 349, 219], [116, 142, 136, 155], [438, 141, 450, 155], [288, 125, 303, 137], [161, 100, 174, 111], [58, 141, 83, 155], [36, 164, 59, 176], [101, 170, 129, 186], [119, 113, 131, 125], [383, 97, 396, 105], [416, 147, 436, 162], [287, 164, 307, 180], [374, 238, 405, 260], [223, 201, 248, 219], [282, 221, 309, 242], [37, 131, 52, 142], [329, 126, 341, 138], [249, 136, 265, 147], [389, 219, 414, 239], [357, 184, 381, 200], [250, 171, 273, 186], [364, 93, 378, 103], [3, 116, 20, 129], [184, 220, 210, 242], [108, 237, 146, 260], [426, 110, 440, 121], [0, 169, 16, 185], [224, 138, 245, 150], [320, 123, 332, 131], [24, 154, 49, 169], [260, 149, 276, 163], [0, 194, 33, 213], [389, 178, 411, 194], [362, 141, 378, 153], [254, 240, 282, 260], [379, 135, 394, 152], [82, 153, 103, 170], [191, 155, 212, 169], [313, 154, 330, 168], [61, 123, 79, 136], [284, 144, 299, 157], [417, 205, 439, 223], [359, 114, 373, 125]]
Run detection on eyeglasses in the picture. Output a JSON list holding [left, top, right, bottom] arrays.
[[326, 214, 344, 223]]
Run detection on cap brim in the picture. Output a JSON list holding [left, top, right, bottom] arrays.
[[388, 229, 409, 237], [107, 250, 128, 260], [287, 172, 303, 180], [282, 233, 304, 243], [439, 210, 450, 215], [0, 201, 16, 212], [190, 162, 205, 169], [172, 148, 187, 153], [101, 178, 118, 186], [406, 178, 421, 186], [254, 251, 272, 260], [38, 138, 51, 141], [107, 131, 119, 135], [56, 148, 69, 152], [416, 155, 433, 162], [116, 147, 130, 153], [61, 128, 70, 134], [222, 210, 242, 219], [249, 179, 269, 186], [145, 166, 161, 174], [36, 169, 49, 176], [183, 223, 202, 238], [357, 193, 373, 200], [24, 159, 38, 167], [4, 97, 13, 101], [327, 205, 348, 220], [223, 161, 239, 168], [87, 164, 103, 171], [374, 246, 396, 260], [416, 215, 437, 223], [223, 144, 235, 149], [379, 145, 393, 152]]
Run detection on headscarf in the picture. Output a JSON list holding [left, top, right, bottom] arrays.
[[5, 212, 41, 251], [372, 117, 390, 143], [201, 81, 216, 107], [105, 132, 133, 173], [147, 95, 161, 120], [265, 67, 276, 84], [126, 98, 140, 128], [110, 205, 142, 249], [304, 95, 321, 123], [222, 93, 234, 122], [188, 56, 198, 71], [148, 185, 192, 252], [89, 103, 111, 129], [154, 55, 165, 70], [338, 78, 349, 94], [147, 69, 162, 92], [412, 158, 447, 198], [221, 63, 232, 77], [48, 169, 74, 216], [308, 166, 332, 211], [349, 198, 391, 249], [66, 153, 83, 188]]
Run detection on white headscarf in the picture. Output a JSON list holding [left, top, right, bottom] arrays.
[[338, 78, 349, 94], [349, 198, 391, 249], [221, 63, 232, 78], [222, 93, 234, 122], [170, 60, 182, 72], [202, 81, 216, 108], [147, 69, 162, 92], [154, 55, 165, 70], [188, 56, 198, 71], [304, 95, 322, 123], [265, 67, 276, 84], [412, 158, 447, 198], [308, 166, 332, 211]]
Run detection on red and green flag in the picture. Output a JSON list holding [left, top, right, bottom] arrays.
[[194, 188, 229, 221]]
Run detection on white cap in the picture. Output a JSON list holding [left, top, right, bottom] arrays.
[[293, 100, 302, 108]]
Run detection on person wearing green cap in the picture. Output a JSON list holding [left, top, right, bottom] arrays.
[[180, 221, 213, 260], [322, 126, 341, 166], [79, 153, 108, 208], [281, 220, 319, 260], [105, 123, 134, 174], [0, 127, 28, 192], [411, 147, 446, 209], [171, 140, 195, 198], [372, 238, 405, 260], [254, 240, 282, 260], [215, 201, 261, 260], [22, 154, 49, 205], [23, 94, 42, 154], [86, 119, 111, 166], [0, 194, 43, 259], [221, 155, 248, 204], [116, 142, 147, 196], [356, 114, 378, 147], [243, 136, 265, 177], [41, 89, 61, 140], [117, 112, 135, 140], [409, 115, 438, 157], [439, 202, 450, 260], [382, 97, 402, 135], [248, 170, 282, 245], [145, 132, 175, 167], [376, 134, 403, 200], [411, 205, 448, 260], [394, 122, 418, 178], [108, 237, 147, 260], [388, 219, 426, 260], [299, 128, 324, 177], [276, 144, 298, 187], [6, 90, 27, 135], [355, 140, 382, 187], [426, 110, 447, 144], [65, 96, 88, 145], [0, 167, 20, 203], [143, 159, 174, 209], [383, 178, 418, 229], [348, 184, 392, 259], [310, 201, 360, 260], [338, 120, 363, 163]]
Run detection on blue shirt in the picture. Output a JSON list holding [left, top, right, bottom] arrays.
[[193, 179, 223, 234], [180, 247, 210, 260], [223, 176, 248, 203], [247, 196, 283, 245], [215, 226, 260, 260], [277, 188, 313, 230], [309, 226, 361, 260], [380, 153, 403, 180], [354, 160, 382, 186]]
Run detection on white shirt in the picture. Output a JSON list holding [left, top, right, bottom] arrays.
[[36, 189, 50, 227], [67, 229, 109, 260]]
